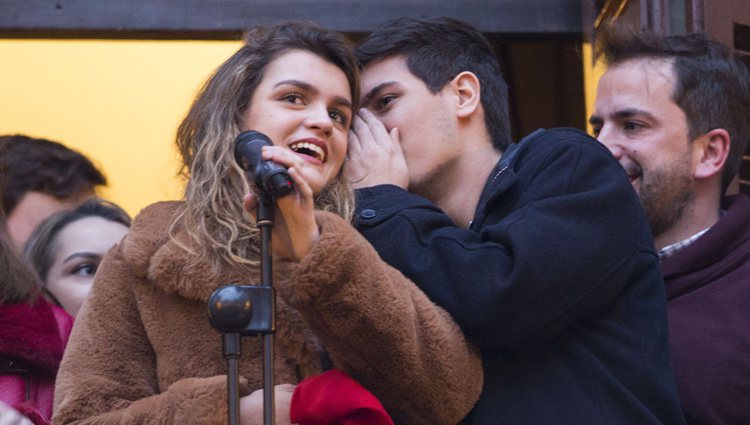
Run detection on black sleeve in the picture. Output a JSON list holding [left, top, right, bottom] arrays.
[[355, 133, 653, 349]]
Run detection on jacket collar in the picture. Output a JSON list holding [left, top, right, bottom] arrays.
[[661, 194, 750, 297], [122, 201, 280, 303], [470, 129, 546, 231]]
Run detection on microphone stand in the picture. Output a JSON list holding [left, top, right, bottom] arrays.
[[256, 191, 276, 425], [208, 190, 277, 425]]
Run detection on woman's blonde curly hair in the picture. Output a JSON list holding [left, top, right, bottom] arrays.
[[171, 21, 360, 275]]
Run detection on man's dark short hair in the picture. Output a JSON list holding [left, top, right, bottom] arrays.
[[597, 29, 750, 192], [0, 135, 107, 214], [356, 16, 512, 151]]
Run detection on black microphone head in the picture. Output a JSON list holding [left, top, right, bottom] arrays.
[[234, 130, 272, 171], [233, 130, 294, 197]]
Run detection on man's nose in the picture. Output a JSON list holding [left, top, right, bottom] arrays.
[[596, 126, 623, 160]]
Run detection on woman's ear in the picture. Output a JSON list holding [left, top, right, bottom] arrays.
[[693, 128, 730, 180], [450, 71, 481, 119]]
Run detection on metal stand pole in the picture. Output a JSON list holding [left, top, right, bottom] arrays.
[[208, 191, 277, 425], [256, 192, 275, 425]]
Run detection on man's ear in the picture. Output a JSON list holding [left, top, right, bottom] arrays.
[[450, 71, 481, 119], [693, 128, 730, 180]]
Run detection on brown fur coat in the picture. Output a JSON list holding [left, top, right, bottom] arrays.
[[52, 201, 481, 424]]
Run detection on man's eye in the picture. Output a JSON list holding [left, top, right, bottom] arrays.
[[623, 121, 644, 131], [376, 95, 396, 110], [591, 126, 602, 137], [281, 93, 305, 105]]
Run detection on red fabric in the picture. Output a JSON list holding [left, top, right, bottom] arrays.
[[13, 401, 49, 425], [0, 297, 73, 425], [0, 298, 72, 373], [291, 370, 394, 425]]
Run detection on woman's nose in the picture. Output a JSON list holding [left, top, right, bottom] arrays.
[[304, 104, 332, 135]]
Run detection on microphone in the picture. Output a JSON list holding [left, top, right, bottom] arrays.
[[234, 130, 294, 197]]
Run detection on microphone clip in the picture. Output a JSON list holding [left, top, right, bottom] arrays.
[[208, 284, 275, 336]]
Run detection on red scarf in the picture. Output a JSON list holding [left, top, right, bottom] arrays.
[[0, 297, 72, 373]]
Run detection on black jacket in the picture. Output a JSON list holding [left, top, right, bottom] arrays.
[[355, 128, 686, 424]]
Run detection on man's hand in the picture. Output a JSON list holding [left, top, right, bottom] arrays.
[[345, 109, 408, 189]]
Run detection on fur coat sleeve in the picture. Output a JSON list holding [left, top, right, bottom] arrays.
[[279, 211, 483, 425]]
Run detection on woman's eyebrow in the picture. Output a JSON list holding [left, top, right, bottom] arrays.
[[274, 79, 351, 109], [62, 252, 100, 264]]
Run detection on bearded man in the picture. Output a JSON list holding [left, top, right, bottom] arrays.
[[590, 30, 750, 425]]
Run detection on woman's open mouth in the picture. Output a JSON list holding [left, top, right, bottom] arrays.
[[289, 140, 326, 163]]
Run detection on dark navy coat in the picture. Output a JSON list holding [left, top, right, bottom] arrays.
[[355, 128, 686, 425]]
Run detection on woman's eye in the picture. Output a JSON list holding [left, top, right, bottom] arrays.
[[71, 263, 98, 277], [591, 126, 602, 137], [329, 109, 349, 126], [281, 93, 305, 105]]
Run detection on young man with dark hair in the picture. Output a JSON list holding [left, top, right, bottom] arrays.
[[347, 16, 686, 424], [0, 134, 107, 247], [591, 30, 750, 425]]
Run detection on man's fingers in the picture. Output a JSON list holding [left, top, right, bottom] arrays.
[[351, 113, 377, 149], [355, 109, 390, 148], [359, 109, 402, 154], [348, 129, 362, 157], [390, 127, 401, 148]]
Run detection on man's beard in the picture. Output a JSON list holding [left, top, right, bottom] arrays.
[[638, 159, 695, 239]]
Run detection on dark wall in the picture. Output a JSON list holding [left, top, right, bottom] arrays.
[[502, 37, 586, 138], [0, 0, 582, 36]]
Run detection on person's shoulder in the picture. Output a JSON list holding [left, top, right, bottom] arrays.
[[721, 193, 750, 232], [509, 127, 612, 167], [120, 201, 183, 272], [129, 201, 182, 234], [523, 127, 606, 153], [727, 193, 750, 209]]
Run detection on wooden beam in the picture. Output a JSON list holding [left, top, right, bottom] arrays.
[[0, 0, 582, 39]]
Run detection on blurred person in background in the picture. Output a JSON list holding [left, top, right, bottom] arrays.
[[24, 198, 131, 317], [0, 135, 106, 248], [0, 204, 72, 425]]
